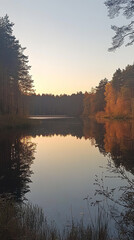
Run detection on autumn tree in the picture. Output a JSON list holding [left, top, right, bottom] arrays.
[[94, 78, 108, 112], [83, 79, 108, 118], [104, 82, 117, 116], [104, 65, 134, 117], [111, 68, 123, 90], [83, 92, 91, 117], [83, 91, 95, 117]]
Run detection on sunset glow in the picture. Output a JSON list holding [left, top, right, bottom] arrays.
[[0, 0, 134, 95]]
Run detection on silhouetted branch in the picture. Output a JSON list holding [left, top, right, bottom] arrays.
[[105, 0, 134, 50]]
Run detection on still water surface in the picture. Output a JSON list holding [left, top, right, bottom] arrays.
[[0, 117, 133, 235]]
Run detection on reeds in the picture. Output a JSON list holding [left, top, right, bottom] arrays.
[[0, 198, 110, 240]]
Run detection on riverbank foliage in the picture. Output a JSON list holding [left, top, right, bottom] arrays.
[[83, 65, 134, 119]]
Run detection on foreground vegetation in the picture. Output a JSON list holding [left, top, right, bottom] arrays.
[[0, 198, 110, 240], [1, 196, 133, 240]]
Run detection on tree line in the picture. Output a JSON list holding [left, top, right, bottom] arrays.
[[1, 14, 134, 119], [27, 64, 134, 119], [0, 15, 34, 115], [0, 15, 84, 117], [83, 64, 134, 119], [26, 92, 84, 116]]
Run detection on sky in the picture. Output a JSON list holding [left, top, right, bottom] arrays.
[[0, 0, 134, 95]]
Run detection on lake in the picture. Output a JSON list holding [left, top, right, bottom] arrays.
[[0, 117, 133, 237]]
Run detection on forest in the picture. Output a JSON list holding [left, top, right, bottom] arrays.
[[1, 15, 134, 119], [83, 65, 134, 119], [26, 93, 84, 116], [0, 15, 34, 116], [0, 15, 84, 117], [25, 64, 134, 119], [0, 8, 134, 240]]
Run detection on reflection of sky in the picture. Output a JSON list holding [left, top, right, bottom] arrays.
[[0, 0, 134, 94], [25, 134, 120, 230]]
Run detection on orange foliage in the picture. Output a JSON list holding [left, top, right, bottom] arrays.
[[83, 119, 95, 140], [83, 92, 91, 116], [104, 83, 117, 116], [105, 83, 131, 117], [104, 120, 132, 153], [83, 92, 95, 117], [95, 111, 106, 119]]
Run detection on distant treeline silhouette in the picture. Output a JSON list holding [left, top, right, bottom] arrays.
[[26, 92, 84, 116]]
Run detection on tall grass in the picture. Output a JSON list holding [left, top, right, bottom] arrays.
[[0, 198, 110, 240]]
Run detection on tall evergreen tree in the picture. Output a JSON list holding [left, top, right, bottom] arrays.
[[0, 15, 34, 115]]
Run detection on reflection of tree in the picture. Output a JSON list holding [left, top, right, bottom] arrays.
[[83, 118, 134, 174], [82, 118, 106, 155], [27, 118, 84, 139], [83, 119, 134, 238], [0, 131, 36, 201], [82, 119, 134, 239], [102, 120, 134, 238], [104, 120, 134, 174]]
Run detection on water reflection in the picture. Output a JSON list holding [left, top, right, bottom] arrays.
[[104, 120, 134, 174], [27, 118, 84, 138], [83, 118, 134, 173], [83, 118, 134, 239], [0, 117, 133, 236], [0, 130, 36, 201], [83, 118, 106, 155], [0, 118, 134, 200]]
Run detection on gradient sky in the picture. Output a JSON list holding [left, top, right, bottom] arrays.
[[0, 0, 134, 95]]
